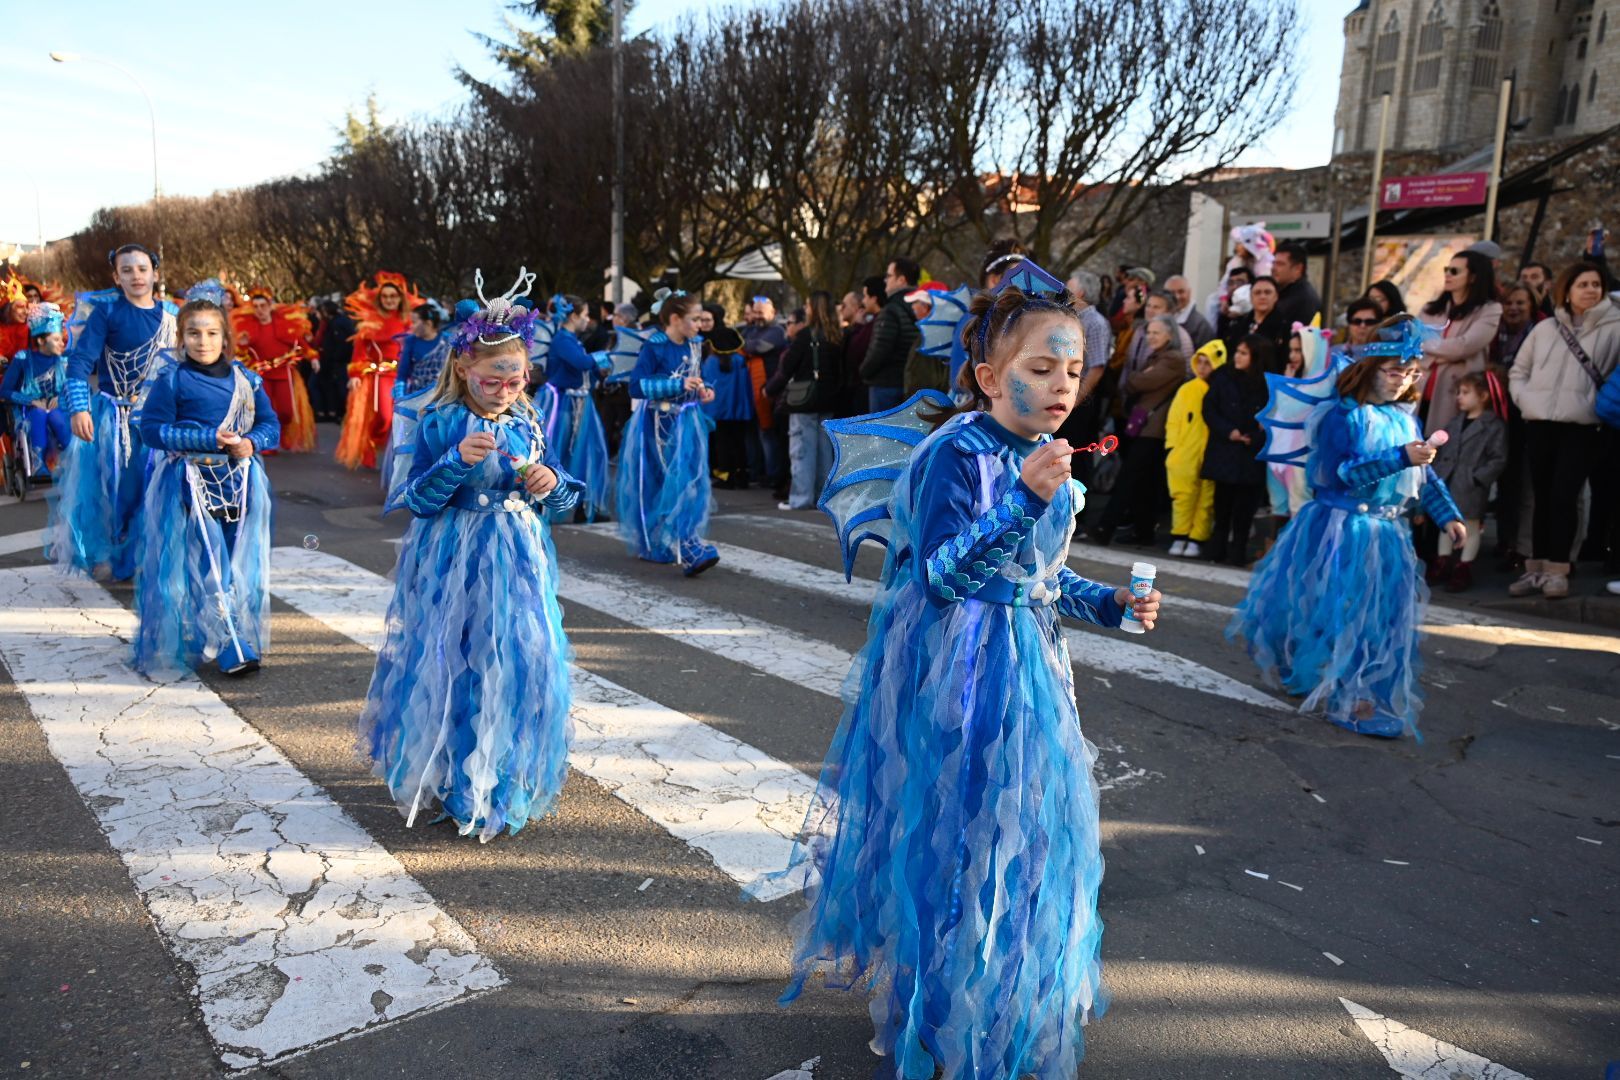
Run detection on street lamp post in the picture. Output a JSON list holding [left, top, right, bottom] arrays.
[[610, 0, 625, 306], [49, 51, 163, 259]]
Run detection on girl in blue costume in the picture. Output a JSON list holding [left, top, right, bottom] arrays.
[[779, 277, 1161, 1079], [1230, 316, 1465, 739], [50, 244, 177, 579], [360, 270, 584, 843], [382, 300, 452, 500], [542, 294, 612, 521], [614, 292, 720, 575], [133, 300, 279, 676], [1, 302, 71, 480]]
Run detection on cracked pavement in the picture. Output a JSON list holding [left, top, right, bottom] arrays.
[[1, 449, 1616, 1079]]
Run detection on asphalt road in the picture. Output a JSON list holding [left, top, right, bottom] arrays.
[[0, 439, 1615, 1080]]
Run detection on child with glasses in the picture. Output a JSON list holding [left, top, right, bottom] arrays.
[[360, 273, 585, 842]]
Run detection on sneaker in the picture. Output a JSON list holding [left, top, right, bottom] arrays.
[[1507, 559, 1545, 597], [1182, 541, 1201, 559], [680, 540, 720, 578], [777, 501, 794, 511], [1540, 561, 1570, 599], [1607, 581, 1620, 596], [1168, 540, 1187, 557], [217, 639, 261, 677]]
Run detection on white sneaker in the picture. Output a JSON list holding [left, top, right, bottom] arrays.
[[777, 501, 794, 511], [1168, 540, 1187, 557], [1607, 580, 1620, 596], [1183, 541, 1202, 558]]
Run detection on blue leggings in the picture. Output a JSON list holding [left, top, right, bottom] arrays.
[[16, 406, 69, 470]]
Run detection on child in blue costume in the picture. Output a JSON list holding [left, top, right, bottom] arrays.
[[133, 300, 279, 676], [614, 292, 720, 575], [542, 294, 612, 521], [2, 302, 71, 479], [778, 274, 1161, 1080], [382, 300, 452, 500], [360, 270, 585, 843], [1230, 316, 1465, 739], [50, 244, 177, 579]]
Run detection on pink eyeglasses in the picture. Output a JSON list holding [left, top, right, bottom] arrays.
[[475, 376, 527, 395]]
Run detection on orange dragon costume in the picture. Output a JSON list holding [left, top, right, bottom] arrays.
[[336, 270, 421, 469], [233, 287, 317, 452]]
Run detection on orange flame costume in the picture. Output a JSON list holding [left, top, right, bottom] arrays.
[[0, 276, 31, 359], [336, 271, 421, 469], [232, 287, 318, 452]]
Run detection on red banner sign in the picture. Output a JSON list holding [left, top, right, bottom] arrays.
[[1380, 172, 1489, 210]]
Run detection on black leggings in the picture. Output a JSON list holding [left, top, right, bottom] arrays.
[[1524, 420, 1598, 562], [1210, 481, 1263, 563]]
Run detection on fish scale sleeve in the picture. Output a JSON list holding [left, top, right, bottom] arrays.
[[1056, 568, 1124, 627]]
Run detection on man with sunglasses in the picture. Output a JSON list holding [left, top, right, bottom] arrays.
[[1342, 297, 1382, 348]]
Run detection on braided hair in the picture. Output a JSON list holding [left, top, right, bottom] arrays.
[[922, 283, 1083, 427]]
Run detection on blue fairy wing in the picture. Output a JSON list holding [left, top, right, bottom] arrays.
[[819, 389, 952, 580], [915, 286, 973, 360]]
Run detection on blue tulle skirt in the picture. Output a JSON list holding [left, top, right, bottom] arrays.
[[358, 504, 573, 842], [613, 400, 714, 561], [45, 393, 148, 580], [132, 453, 272, 675], [550, 390, 611, 523], [777, 567, 1107, 1079], [1229, 499, 1427, 736]]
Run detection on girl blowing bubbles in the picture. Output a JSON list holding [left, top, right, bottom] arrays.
[[776, 272, 1160, 1079], [133, 300, 279, 676], [360, 270, 584, 843]]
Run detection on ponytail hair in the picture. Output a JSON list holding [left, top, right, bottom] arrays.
[[922, 283, 1081, 427]]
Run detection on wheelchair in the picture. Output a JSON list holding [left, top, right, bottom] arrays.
[[1, 406, 54, 502]]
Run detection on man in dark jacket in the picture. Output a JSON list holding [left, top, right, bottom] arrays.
[[315, 298, 354, 422], [858, 256, 921, 411], [1272, 241, 1322, 331]]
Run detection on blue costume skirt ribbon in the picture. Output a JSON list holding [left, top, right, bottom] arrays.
[[359, 504, 573, 842], [1228, 498, 1427, 737], [382, 387, 434, 505], [550, 389, 611, 523], [45, 391, 148, 580], [132, 453, 272, 675], [770, 569, 1107, 1079], [614, 400, 714, 562]]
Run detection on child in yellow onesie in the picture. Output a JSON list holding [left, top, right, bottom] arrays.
[[1165, 340, 1225, 558]]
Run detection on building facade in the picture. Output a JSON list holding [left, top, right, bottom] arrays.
[[1335, 0, 1619, 155]]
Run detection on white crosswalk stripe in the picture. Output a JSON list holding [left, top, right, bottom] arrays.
[[0, 565, 503, 1070], [268, 547, 816, 902], [566, 523, 1287, 711], [0, 527, 44, 558]]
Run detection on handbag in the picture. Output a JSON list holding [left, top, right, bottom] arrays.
[[783, 335, 826, 410]]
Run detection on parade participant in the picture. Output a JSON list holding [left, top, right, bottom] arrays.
[[1231, 316, 1464, 739], [132, 300, 279, 676], [381, 300, 452, 500], [699, 302, 754, 489], [1164, 339, 1225, 558], [0, 280, 31, 359], [49, 243, 177, 580], [337, 270, 421, 469], [359, 269, 584, 842], [774, 264, 1160, 1080], [614, 292, 720, 575], [542, 294, 612, 520], [235, 287, 317, 452], [1, 302, 71, 480]]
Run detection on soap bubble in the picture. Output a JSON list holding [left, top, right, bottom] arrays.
[[302, 534, 320, 551]]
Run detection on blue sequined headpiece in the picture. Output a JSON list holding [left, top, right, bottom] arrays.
[[26, 302, 64, 337], [551, 294, 575, 320], [1351, 314, 1432, 365], [990, 260, 1066, 298], [448, 267, 542, 353], [185, 278, 231, 307]]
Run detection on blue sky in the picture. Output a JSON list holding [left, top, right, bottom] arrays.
[[2, 0, 1341, 245]]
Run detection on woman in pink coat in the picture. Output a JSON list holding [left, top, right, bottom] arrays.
[[1419, 249, 1502, 436]]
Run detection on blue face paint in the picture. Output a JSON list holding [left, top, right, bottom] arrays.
[[1047, 331, 1079, 359], [1009, 375, 1034, 416]]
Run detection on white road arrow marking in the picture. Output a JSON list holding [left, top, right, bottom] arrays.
[[1340, 998, 1533, 1080]]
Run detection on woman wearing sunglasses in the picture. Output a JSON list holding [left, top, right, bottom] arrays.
[[1418, 250, 1501, 436]]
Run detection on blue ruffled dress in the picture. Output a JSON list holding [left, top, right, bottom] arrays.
[[48, 295, 176, 579], [541, 327, 612, 521], [360, 399, 584, 842], [1230, 399, 1461, 737], [132, 356, 279, 675], [381, 333, 452, 501], [780, 411, 1124, 1080], [613, 332, 717, 567]]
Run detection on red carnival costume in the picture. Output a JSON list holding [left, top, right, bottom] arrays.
[[233, 288, 317, 452], [0, 277, 30, 359], [336, 271, 420, 469]]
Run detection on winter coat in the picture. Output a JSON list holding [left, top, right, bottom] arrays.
[[1420, 301, 1502, 435], [765, 327, 843, 414], [1509, 300, 1620, 425], [859, 291, 919, 389], [1430, 410, 1507, 521], [1199, 363, 1268, 485], [1121, 343, 1186, 440]]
